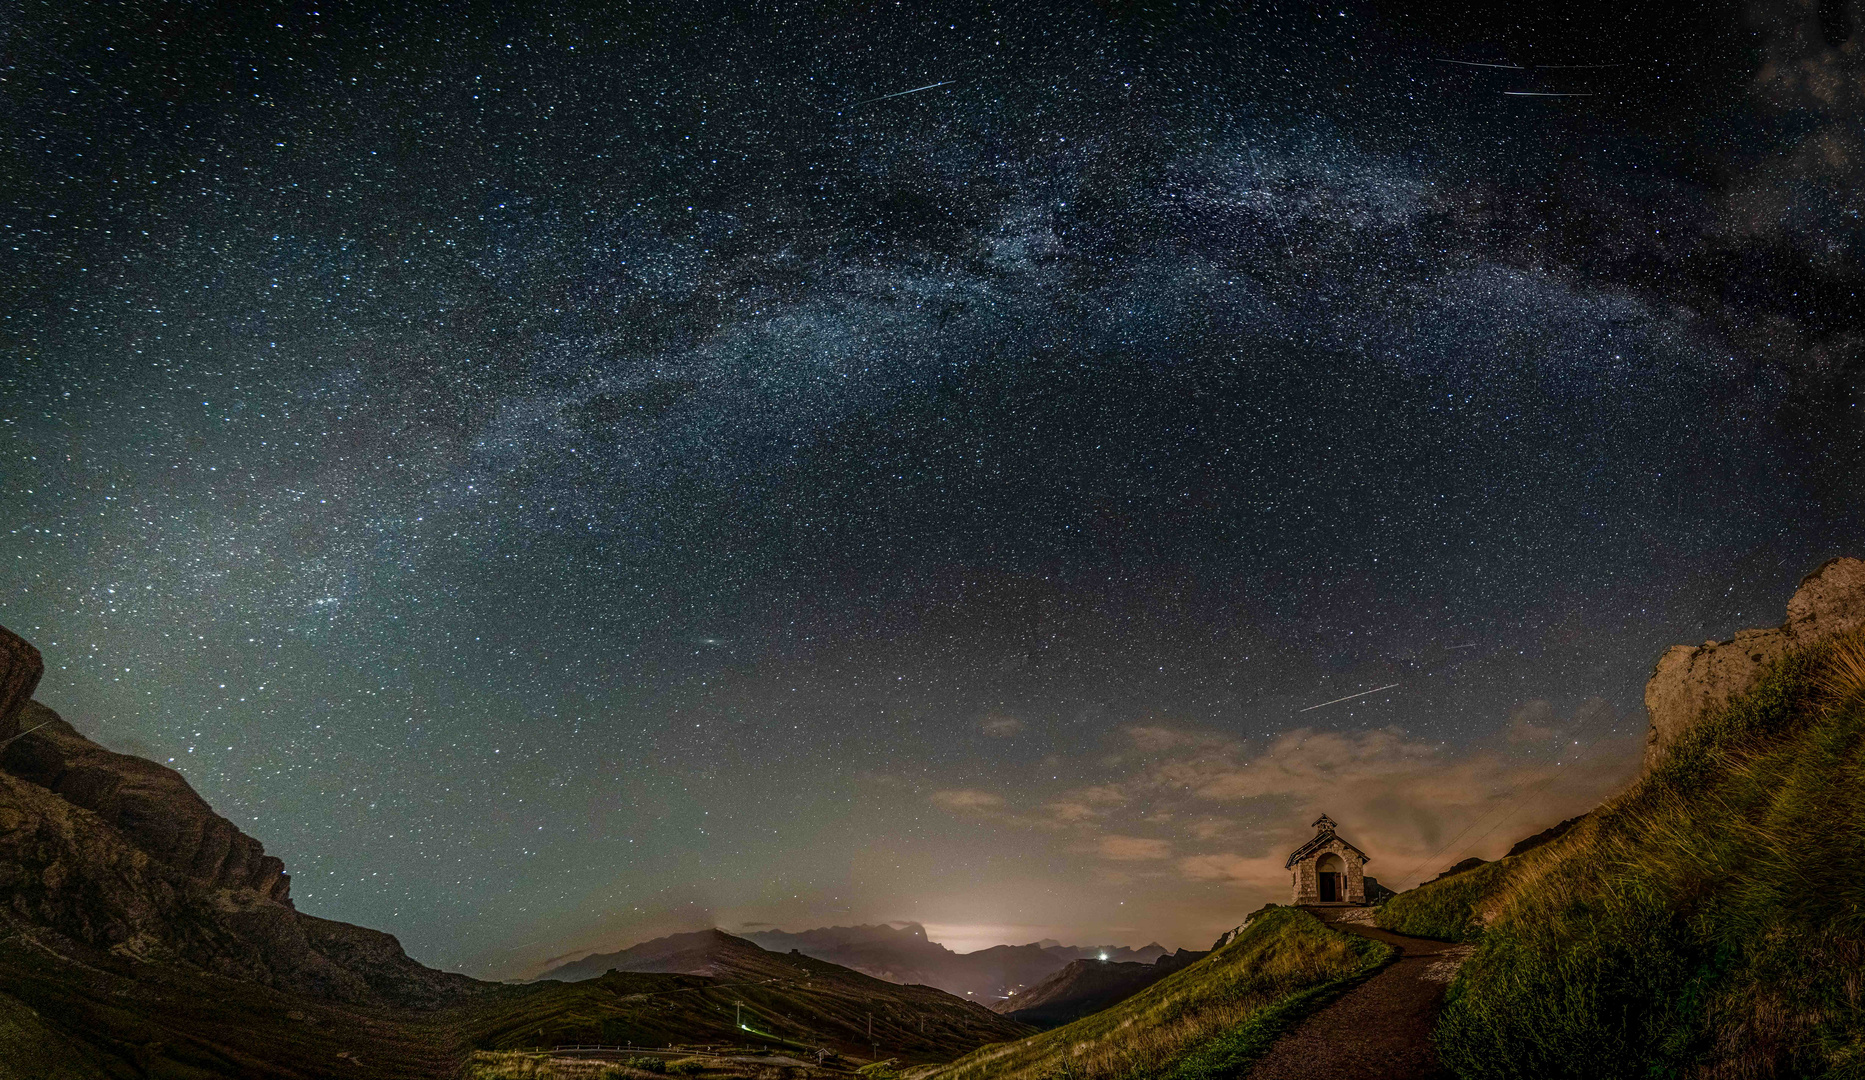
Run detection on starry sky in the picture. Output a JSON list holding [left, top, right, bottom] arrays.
[[3, 0, 1862, 975]]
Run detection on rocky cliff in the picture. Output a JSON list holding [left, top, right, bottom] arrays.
[[0, 627, 481, 1010], [1643, 556, 1865, 768], [0, 625, 42, 741], [4, 701, 292, 903]]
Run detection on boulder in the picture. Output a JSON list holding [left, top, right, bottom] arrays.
[[1643, 556, 1865, 768]]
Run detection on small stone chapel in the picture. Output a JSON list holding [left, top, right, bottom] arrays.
[[1285, 813, 1372, 905]]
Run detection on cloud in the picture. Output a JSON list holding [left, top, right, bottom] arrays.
[[931, 789, 1006, 815], [981, 714, 1026, 738], [1005, 700, 1641, 898], [1125, 725, 1230, 754], [1177, 852, 1287, 884], [1705, 0, 1865, 479], [1047, 801, 1103, 823], [1098, 835, 1173, 861], [1507, 700, 1562, 744]]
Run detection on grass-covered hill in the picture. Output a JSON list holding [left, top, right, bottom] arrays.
[[990, 947, 1205, 1029], [924, 907, 1393, 1080], [0, 919, 1026, 1077], [459, 931, 1031, 1062], [1379, 630, 1865, 1079]]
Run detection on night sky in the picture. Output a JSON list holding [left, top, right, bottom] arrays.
[[4, 0, 1862, 976]]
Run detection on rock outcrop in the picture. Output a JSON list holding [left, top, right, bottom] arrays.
[[1644, 556, 1865, 768], [3, 702, 292, 903], [0, 624, 481, 1008], [0, 625, 42, 741]]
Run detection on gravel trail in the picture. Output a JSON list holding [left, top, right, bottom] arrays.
[[1243, 908, 1472, 1080]]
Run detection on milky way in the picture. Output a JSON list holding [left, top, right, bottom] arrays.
[[3, 1, 1861, 974]]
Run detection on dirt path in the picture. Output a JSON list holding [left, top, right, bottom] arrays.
[[1244, 908, 1471, 1080]]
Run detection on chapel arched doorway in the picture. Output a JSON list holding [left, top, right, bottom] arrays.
[[1315, 852, 1344, 902]]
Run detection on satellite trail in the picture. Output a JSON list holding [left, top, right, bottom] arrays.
[[1300, 683, 1401, 712]]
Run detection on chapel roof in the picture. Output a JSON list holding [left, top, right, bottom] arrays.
[[1284, 813, 1371, 869]]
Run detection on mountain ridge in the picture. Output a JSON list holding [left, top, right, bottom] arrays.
[[542, 922, 1174, 1003], [990, 947, 1210, 1028]]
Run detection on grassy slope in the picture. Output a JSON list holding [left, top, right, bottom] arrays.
[[450, 952, 1031, 1065], [0, 935, 1025, 1077], [1413, 632, 1865, 1080], [926, 907, 1393, 1080], [1375, 858, 1516, 942], [0, 935, 464, 1079]]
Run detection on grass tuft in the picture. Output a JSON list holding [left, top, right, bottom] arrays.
[[1817, 633, 1865, 707], [1375, 858, 1515, 942]]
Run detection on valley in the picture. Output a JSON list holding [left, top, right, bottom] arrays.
[[4, 556, 1864, 1078]]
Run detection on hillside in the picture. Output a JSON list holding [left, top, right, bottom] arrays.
[[1379, 557, 1865, 1079], [929, 908, 1391, 1080], [990, 948, 1207, 1028], [471, 935, 1031, 1062], [0, 626, 1027, 1076]]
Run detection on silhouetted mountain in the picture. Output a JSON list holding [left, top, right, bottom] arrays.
[[1423, 855, 1490, 884], [0, 626, 493, 1075], [992, 948, 1209, 1028], [930, 910, 1388, 1080], [529, 928, 1032, 1055], [543, 927, 774, 979], [734, 923, 1168, 1001]]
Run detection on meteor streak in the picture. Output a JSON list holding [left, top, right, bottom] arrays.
[[850, 80, 955, 107], [1300, 683, 1400, 712]]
